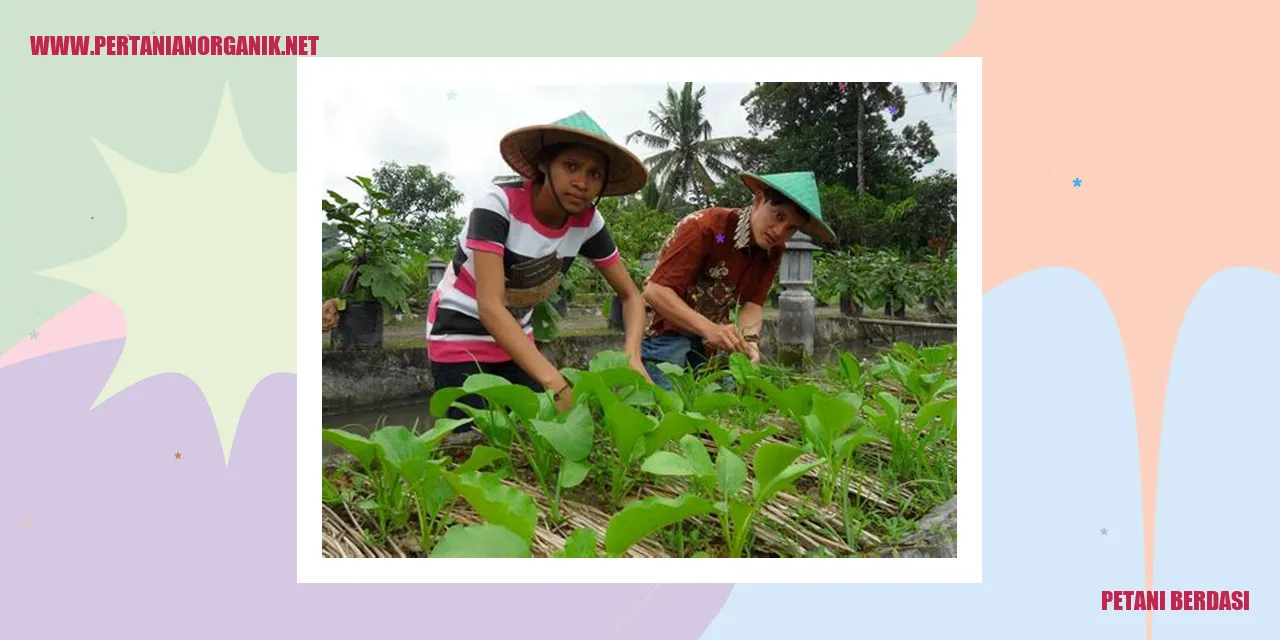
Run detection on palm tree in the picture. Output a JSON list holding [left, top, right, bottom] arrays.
[[920, 82, 957, 111], [626, 83, 742, 209], [847, 83, 902, 195]]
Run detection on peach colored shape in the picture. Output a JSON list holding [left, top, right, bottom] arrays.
[[0, 293, 126, 369], [945, 1, 1280, 637]]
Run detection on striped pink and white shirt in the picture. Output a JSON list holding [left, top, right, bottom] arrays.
[[426, 179, 620, 363]]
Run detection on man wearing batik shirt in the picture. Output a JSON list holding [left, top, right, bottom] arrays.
[[640, 171, 837, 391]]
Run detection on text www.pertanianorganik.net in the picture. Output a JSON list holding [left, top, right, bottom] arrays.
[[30, 35, 319, 56]]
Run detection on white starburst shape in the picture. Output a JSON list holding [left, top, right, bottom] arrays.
[[39, 83, 296, 462]]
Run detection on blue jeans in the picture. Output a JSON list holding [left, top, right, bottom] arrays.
[[641, 333, 708, 391]]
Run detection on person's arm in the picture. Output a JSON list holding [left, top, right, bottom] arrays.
[[472, 250, 567, 394], [737, 252, 782, 362], [643, 281, 714, 337], [579, 214, 651, 380], [597, 259, 652, 379], [464, 191, 570, 399]]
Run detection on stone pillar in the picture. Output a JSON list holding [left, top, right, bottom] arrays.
[[776, 231, 819, 366]]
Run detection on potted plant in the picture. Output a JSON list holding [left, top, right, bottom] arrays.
[[817, 250, 872, 317], [869, 250, 918, 318], [322, 176, 416, 350], [828, 251, 860, 316], [845, 252, 878, 317], [919, 253, 957, 316], [554, 260, 591, 317], [811, 250, 842, 310]]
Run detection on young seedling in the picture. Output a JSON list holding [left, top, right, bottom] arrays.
[[640, 435, 824, 558], [442, 470, 540, 554], [604, 493, 715, 558], [749, 376, 819, 426], [554, 528, 602, 558], [322, 477, 341, 504], [430, 373, 542, 451], [322, 424, 424, 540], [655, 356, 728, 410], [368, 420, 482, 554], [585, 350, 657, 407], [865, 391, 919, 481], [561, 353, 675, 508], [430, 523, 532, 558], [722, 442, 826, 558], [601, 400, 656, 507], [655, 362, 698, 409], [836, 352, 865, 394], [431, 373, 589, 522], [802, 391, 881, 505], [529, 404, 596, 523]]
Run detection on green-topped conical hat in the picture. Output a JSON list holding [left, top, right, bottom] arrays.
[[499, 111, 649, 197], [740, 171, 836, 244]]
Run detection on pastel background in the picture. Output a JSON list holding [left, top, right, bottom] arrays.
[[3, 1, 1275, 638]]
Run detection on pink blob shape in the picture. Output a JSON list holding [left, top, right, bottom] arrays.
[[0, 293, 126, 370]]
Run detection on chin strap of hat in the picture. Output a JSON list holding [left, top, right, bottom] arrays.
[[592, 160, 612, 209]]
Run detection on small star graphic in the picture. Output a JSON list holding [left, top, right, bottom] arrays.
[[838, 82, 846, 91], [446, 90, 457, 100], [1073, 178, 1082, 187], [23, 520, 30, 528], [1101, 528, 1108, 535], [29, 330, 38, 340], [174, 452, 182, 460], [888, 106, 898, 115], [715, 233, 725, 243]]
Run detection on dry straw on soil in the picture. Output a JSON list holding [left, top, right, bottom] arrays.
[[323, 427, 949, 558]]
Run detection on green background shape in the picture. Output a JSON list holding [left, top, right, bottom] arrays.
[[0, 0, 975, 451], [36, 85, 297, 460]]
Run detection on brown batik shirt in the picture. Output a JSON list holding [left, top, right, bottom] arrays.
[[644, 207, 783, 342]]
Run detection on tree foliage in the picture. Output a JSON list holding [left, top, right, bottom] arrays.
[[739, 82, 939, 198], [369, 161, 466, 258]]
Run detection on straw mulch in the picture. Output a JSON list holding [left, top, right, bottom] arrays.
[[322, 426, 951, 558]]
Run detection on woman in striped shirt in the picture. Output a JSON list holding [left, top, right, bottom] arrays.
[[426, 111, 654, 426]]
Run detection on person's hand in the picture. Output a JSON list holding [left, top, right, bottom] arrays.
[[551, 379, 574, 413], [322, 299, 340, 332], [746, 341, 761, 363], [629, 352, 654, 384], [702, 323, 748, 354]]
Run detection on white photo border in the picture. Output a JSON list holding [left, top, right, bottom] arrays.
[[296, 57, 982, 584]]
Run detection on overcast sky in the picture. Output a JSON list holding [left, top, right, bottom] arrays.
[[321, 80, 957, 218]]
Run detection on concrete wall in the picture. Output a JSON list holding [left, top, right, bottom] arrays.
[[322, 316, 955, 414]]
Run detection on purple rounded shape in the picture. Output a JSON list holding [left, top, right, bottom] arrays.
[[0, 340, 733, 639]]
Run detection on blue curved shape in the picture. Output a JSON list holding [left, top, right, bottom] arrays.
[[1154, 267, 1276, 637]]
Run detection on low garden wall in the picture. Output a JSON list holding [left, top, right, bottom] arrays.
[[323, 316, 956, 415]]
